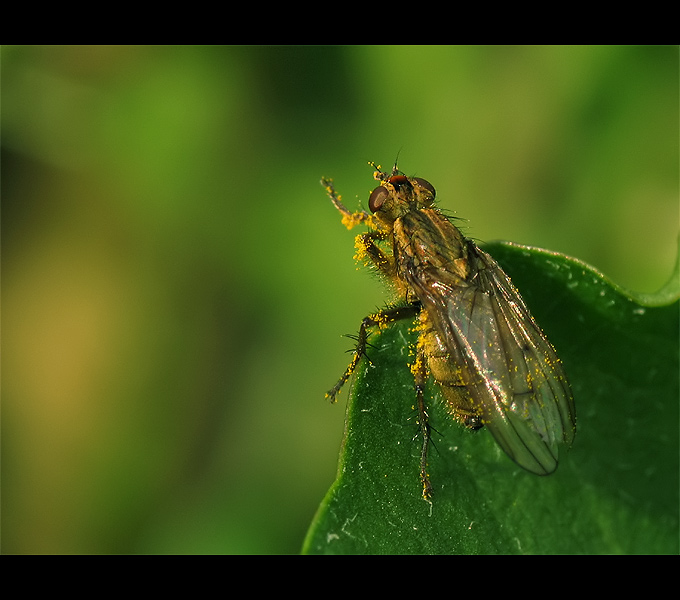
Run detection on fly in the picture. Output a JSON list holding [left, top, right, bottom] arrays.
[[321, 162, 576, 499]]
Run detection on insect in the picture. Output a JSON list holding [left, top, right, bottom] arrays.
[[321, 162, 576, 499]]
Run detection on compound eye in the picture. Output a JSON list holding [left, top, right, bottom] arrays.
[[413, 177, 436, 199], [369, 186, 389, 213]]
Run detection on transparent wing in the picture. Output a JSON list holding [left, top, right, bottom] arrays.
[[418, 242, 575, 475]]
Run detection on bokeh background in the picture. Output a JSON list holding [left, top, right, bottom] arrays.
[[3, 45, 678, 554]]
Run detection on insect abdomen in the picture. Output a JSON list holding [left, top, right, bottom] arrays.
[[416, 310, 482, 429]]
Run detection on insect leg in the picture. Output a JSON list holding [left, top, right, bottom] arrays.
[[321, 177, 372, 229], [321, 177, 395, 277], [411, 339, 433, 500], [354, 230, 394, 276], [326, 304, 420, 403]]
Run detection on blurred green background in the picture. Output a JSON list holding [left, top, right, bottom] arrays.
[[2, 45, 678, 554]]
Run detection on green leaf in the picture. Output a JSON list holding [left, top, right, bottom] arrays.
[[302, 242, 679, 554]]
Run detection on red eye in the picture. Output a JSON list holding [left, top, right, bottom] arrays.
[[369, 186, 388, 213], [387, 175, 410, 190]]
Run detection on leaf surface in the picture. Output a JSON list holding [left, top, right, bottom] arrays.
[[303, 242, 679, 554]]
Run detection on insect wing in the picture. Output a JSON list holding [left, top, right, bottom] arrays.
[[423, 243, 575, 475]]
